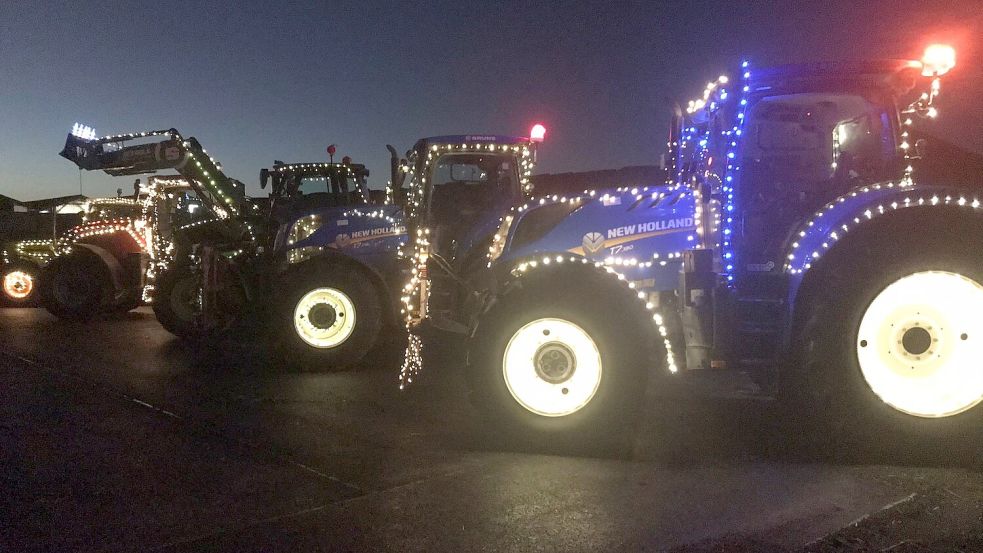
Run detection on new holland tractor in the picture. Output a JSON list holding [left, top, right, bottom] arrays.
[[59, 127, 396, 367], [401, 45, 978, 447], [255, 131, 543, 369]]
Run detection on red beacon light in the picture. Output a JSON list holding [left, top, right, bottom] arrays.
[[530, 124, 546, 143], [921, 44, 956, 76]]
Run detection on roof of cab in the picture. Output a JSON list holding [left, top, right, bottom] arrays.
[[420, 135, 530, 145]]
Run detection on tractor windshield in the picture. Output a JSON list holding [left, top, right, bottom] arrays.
[[295, 174, 360, 200], [427, 152, 520, 258], [743, 92, 897, 194], [739, 90, 900, 264], [429, 153, 519, 212], [86, 201, 142, 221], [160, 189, 209, 231]]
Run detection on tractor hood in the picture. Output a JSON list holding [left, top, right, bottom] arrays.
[[497, 185, 698, 293], [278, 204, 406, 259]]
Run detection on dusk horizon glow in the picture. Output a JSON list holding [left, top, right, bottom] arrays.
[[1, 0, 979, 201]]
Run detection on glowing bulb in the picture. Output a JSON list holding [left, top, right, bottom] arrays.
[[530, 124, 546, 143], [921, 44, 955, 76]]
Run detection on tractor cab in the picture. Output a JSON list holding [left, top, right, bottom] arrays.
[[260, 161, 374, 225], [392, 133, 539, 276], [393, 129, 543, 331], [674, 48, 953, 283]]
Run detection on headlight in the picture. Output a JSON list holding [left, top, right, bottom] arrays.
[[486, 215, 515, 263], [288, 214, 323, 245]]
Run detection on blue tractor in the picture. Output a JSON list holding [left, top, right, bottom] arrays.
[[59, 127, 544, 369], [271, 132, 542, 367], [404, 46, 980, 446], [59, 128, 395, 366]]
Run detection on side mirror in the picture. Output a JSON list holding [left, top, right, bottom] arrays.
[[260, 168, 270, 189]]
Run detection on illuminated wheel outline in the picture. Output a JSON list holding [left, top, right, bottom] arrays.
[[856, 271, 983, 418], [293, 287, 357, 349], [3, 270, 34, 300], [502, 318, 602, 417]]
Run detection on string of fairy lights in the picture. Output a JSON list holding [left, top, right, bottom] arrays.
[[784, 186, 981, 275], [140, 177, 193, 303], [507, 254, 678, 373]]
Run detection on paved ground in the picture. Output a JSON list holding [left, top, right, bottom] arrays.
[[0, 307, 980, 552]]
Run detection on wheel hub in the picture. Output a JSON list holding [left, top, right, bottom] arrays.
[[856, 270, 983, 418], [534, 341, 576, 384], [308, 303, 338, 329], [900, 325, 934, 357], [293, 287, 357, 349], [502, 318, 603, 418]]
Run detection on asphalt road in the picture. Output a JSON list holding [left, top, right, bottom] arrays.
[[0, 307, 980, 552]]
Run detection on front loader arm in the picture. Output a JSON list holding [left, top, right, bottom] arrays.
[[60, 128, 243, 222]]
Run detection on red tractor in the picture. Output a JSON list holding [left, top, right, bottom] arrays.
[[39, 175, 195, 321]]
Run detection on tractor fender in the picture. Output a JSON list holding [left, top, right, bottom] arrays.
[[64, 243, 127, 292], [470, 253, 675, 373], [783, 182, 983, 349]]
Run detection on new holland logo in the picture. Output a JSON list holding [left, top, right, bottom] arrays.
[[582, 232, 605, 254]]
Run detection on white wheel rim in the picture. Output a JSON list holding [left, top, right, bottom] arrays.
[[3, 270, 34, 300], [502, 317, 602, 417], [856, 271, 983, 418], [293, 287, 357, 349]]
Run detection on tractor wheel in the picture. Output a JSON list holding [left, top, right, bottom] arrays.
[[273, 265, 382, 370], [2, 263, 40, 306], [786, 224, 983, 456], [41, 254, 110, 321], [467, 270, 653, 452], [153, 265, 201, 340]]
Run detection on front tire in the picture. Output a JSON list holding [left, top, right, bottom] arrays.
[[787, 221, 983, 456], [152, 265, 201, 339], [41, 254, 109, 321], [467, 270, 654, 451], [273, 264, 383, 370]]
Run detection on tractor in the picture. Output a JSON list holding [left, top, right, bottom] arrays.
[[2, 195, 143, 309], [401, 45, 979, 447], [36, 167, 196, 320], [58, 128, 396, 367], [267, 131, 545, 368]]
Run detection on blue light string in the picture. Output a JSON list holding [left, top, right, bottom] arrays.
[[719, 60, 751, 285]]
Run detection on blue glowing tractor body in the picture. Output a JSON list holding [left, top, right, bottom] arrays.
[[479, 57, 980, 382]]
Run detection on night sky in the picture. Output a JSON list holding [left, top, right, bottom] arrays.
[[1, 0, 980, 201]]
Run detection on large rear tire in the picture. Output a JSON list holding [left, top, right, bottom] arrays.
[[785, 222, 983, 458], [273, 264, 383, 371], [152, 265, 201, 340], [41, 254, 109, 321], [467, 270, 654, 452]]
